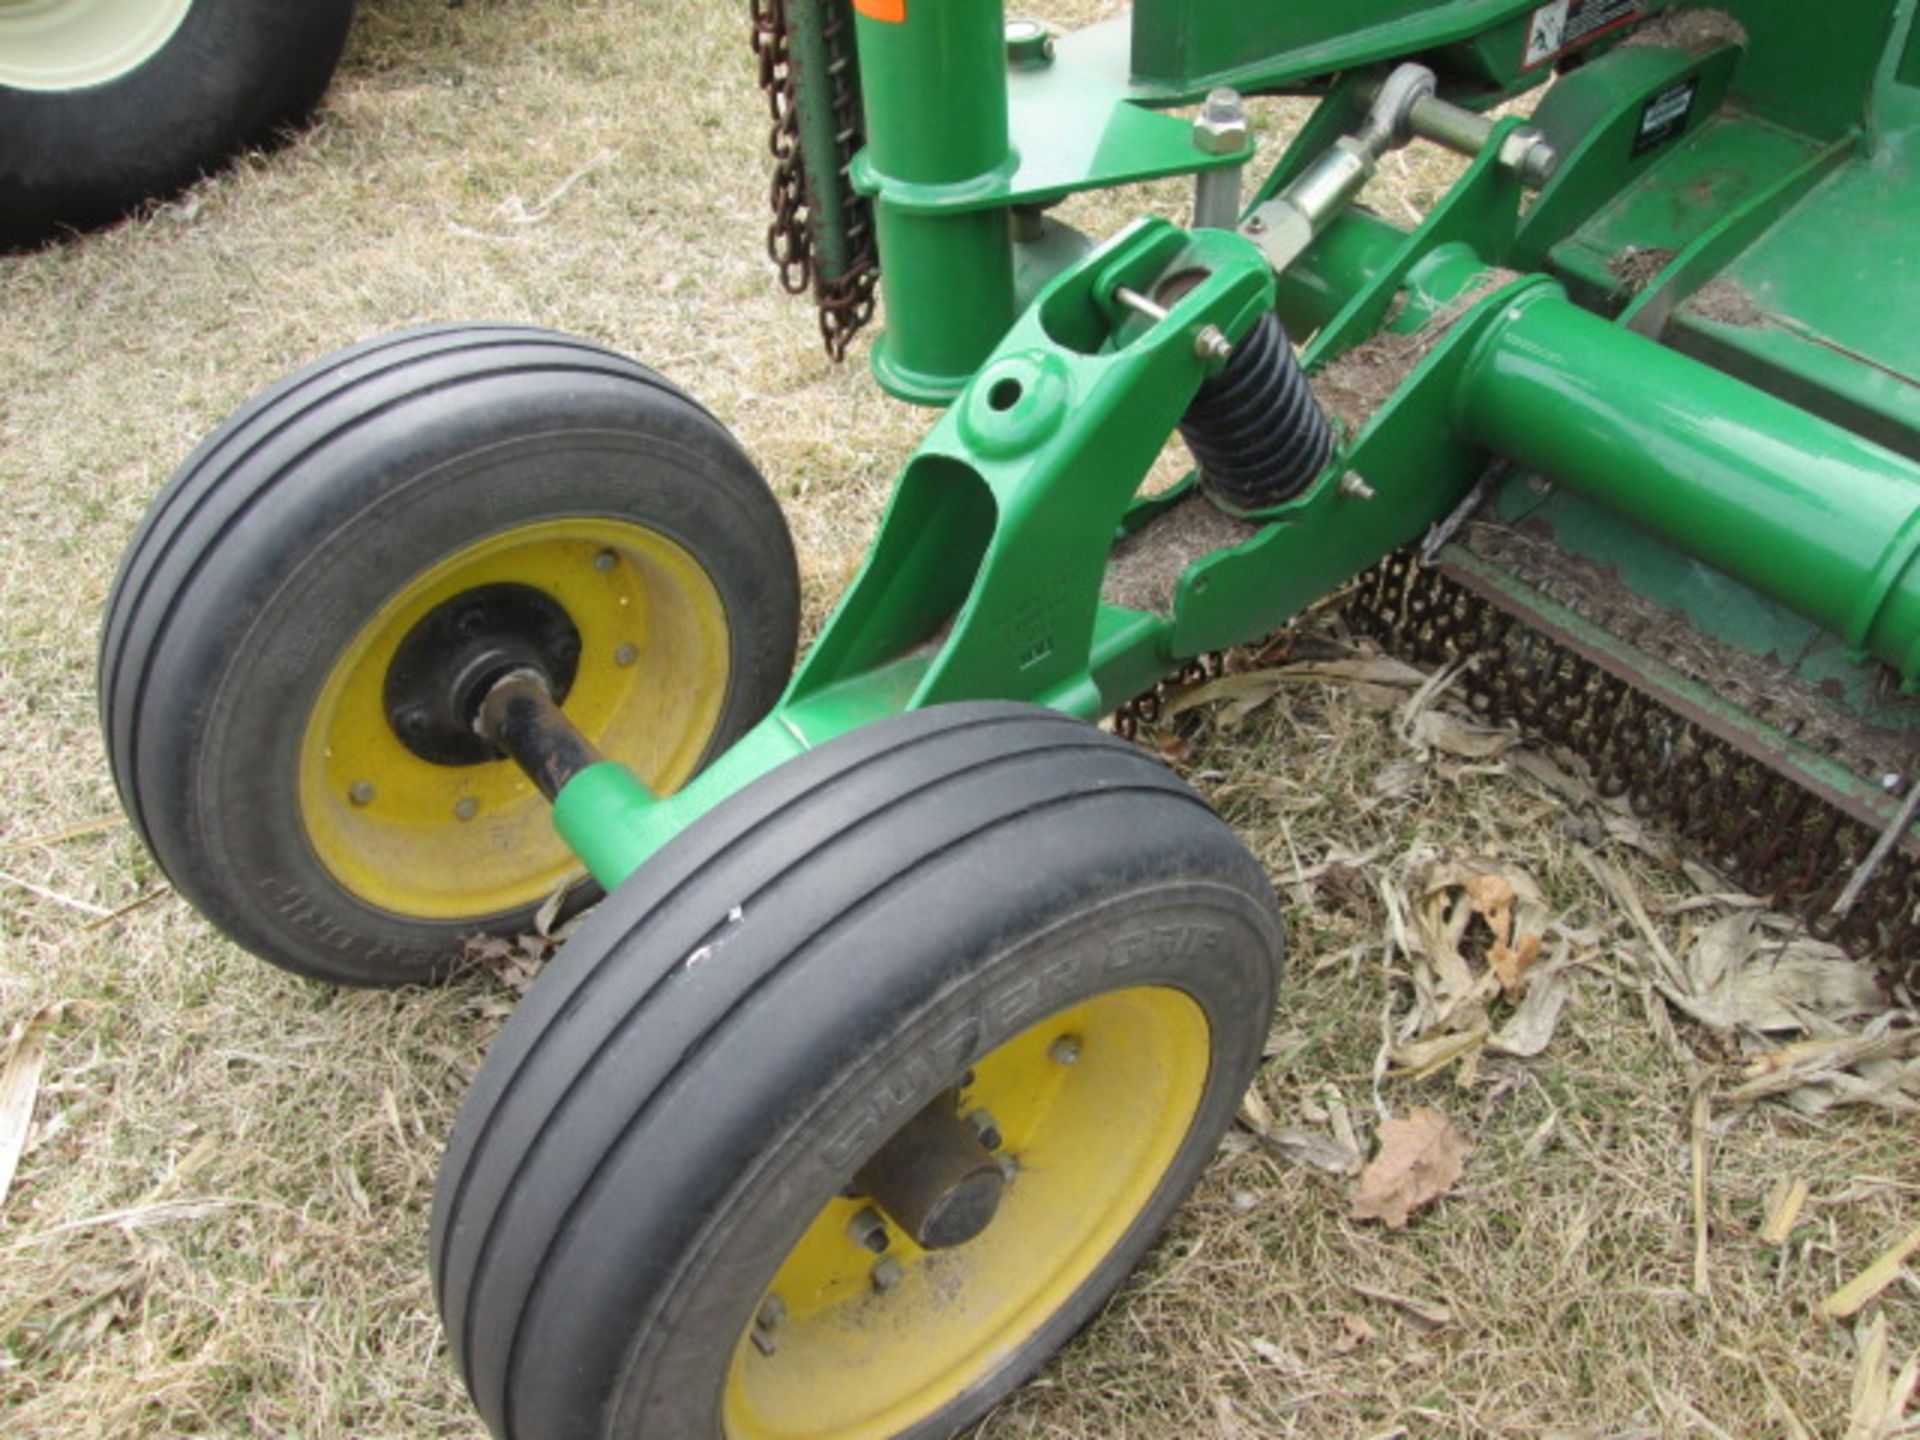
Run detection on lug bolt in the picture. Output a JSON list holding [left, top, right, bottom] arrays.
[[756, 1295, 787, 1331], [594, 549, 618, 572], [750, 1329, 777, 1356], [1048, 1035, 1081, 1066], [614, 643, 638, 667], [847, 1206, 889, 1253], [454, 797, 479, 822], [870, 1257, 904, 1293], [966, 1108, 1003, 1151], [1339, 473, 1377, 501], [348, 780, 375, 807], [395, 707, 429, 738]]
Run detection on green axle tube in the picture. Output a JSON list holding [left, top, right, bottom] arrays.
[[1453, 290, 1920, 683]]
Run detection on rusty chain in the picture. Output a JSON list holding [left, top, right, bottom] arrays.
[[1343, 548, 1919, 984], [749, 0, 879, 361]]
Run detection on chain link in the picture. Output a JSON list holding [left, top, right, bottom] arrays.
[[1344, 549, 1918, 983], [749, 0, 879, 360]]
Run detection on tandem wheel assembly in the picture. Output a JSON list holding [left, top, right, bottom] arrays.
[[101, 326, 1284, 1439]]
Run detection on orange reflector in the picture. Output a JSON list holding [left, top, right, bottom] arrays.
[[855, 0, 906, 20]]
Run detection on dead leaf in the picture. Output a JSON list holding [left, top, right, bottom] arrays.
[[1332, 1311, 1376, 1353], [1350, 1282, 1453, 1329], [1488, 953, 1573, 1057], [1408, 710, 1520, 760], [0, 1004, 63, 1208], [1844, 1313, 1919, 1439], [1670, 912, 1884, 1035], [1726, 1018, 1920, 1114], [1350, 1106, 1471, 1228], [1255, 1125, 1366, 1177]]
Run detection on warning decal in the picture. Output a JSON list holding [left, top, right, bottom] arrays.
[[1632, 77, 1699, 156], [1523, 0, 1641, 69]]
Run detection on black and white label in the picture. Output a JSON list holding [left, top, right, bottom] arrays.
[[1523, 0, 1642, 69], [1632, 77, 1699, 155]]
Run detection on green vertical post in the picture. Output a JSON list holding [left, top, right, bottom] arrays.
[[854, 0, 1017, 403]]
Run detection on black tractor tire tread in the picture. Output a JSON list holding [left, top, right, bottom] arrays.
[[99, 322, 796, 985], [0, 0, 360, 247], [431, 702, 1283, 1440]]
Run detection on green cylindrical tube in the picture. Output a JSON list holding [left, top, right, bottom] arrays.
[[855, 0, 1016, 402], [1455, 290, 1920, 680]]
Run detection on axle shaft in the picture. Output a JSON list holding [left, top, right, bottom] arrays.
[[474, 670, 605, 801]]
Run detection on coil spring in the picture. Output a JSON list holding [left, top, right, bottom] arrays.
[[1178, 311, 1332, 512]]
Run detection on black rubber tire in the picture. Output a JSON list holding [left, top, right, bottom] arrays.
[[99, 324, 799, 986], [431, 701, 1284, 1440], [0, 0, 357, 249]]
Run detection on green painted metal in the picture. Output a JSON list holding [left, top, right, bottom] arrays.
[[1124, 0, 1546, 99], [1452, 288, 1920, 680], [852, 10, 1249, 400], [1436, 546, 1913, 831], [1478, 481, 1920, 737], [550, 0, 1920, 899], [561, 219, 1278, 886], [853, 0, 1017, 402], [1517, 41, 1741, 271]]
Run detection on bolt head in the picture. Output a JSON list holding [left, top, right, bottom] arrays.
[[348, 780, 376, 807], [614, 643, 639, 667], [847, 1206, 889, 1253], [1047, 1035, 1081, 1066], [1004, 17, 1054, 68], [870, 1257, 904, 1293], [454, 797, 479, 822], [1194, 87, 1250, 155], [756, 1295, 787, 1331], [966, 1109, 1003, 1151], [593, 549, 618, 573]]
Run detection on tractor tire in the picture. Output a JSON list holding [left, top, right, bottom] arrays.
[[99, 324, 799, 986], [0, 0, 358, 249], [432, 701, 1284, 1440]]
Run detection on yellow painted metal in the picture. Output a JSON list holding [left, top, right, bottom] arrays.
[[299, 519, 728, 921], [0, 0, 192, 90], [723, 985, 1211, 1440]]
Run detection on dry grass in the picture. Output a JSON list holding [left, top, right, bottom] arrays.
[[0, 2, 1913, 1437]]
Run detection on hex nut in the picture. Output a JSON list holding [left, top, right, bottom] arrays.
[[1193, 87, 1250, 156]]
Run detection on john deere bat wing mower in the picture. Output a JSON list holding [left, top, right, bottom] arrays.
[[98, 1, 1920, 1436]]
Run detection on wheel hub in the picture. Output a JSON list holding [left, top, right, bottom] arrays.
[[383, 583, 581, 766]]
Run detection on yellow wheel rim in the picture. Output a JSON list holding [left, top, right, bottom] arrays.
[[724, 986, 1211, 1440], [0, 0, 193, 90], [299, 519, 729, 921]]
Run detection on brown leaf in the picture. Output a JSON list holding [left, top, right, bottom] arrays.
[[1331, 1311, 1376, 1353], [0, 1003, 63, 1208], [1489, 930, 1544, 999], [1349, 1106, 1471, 1228]]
